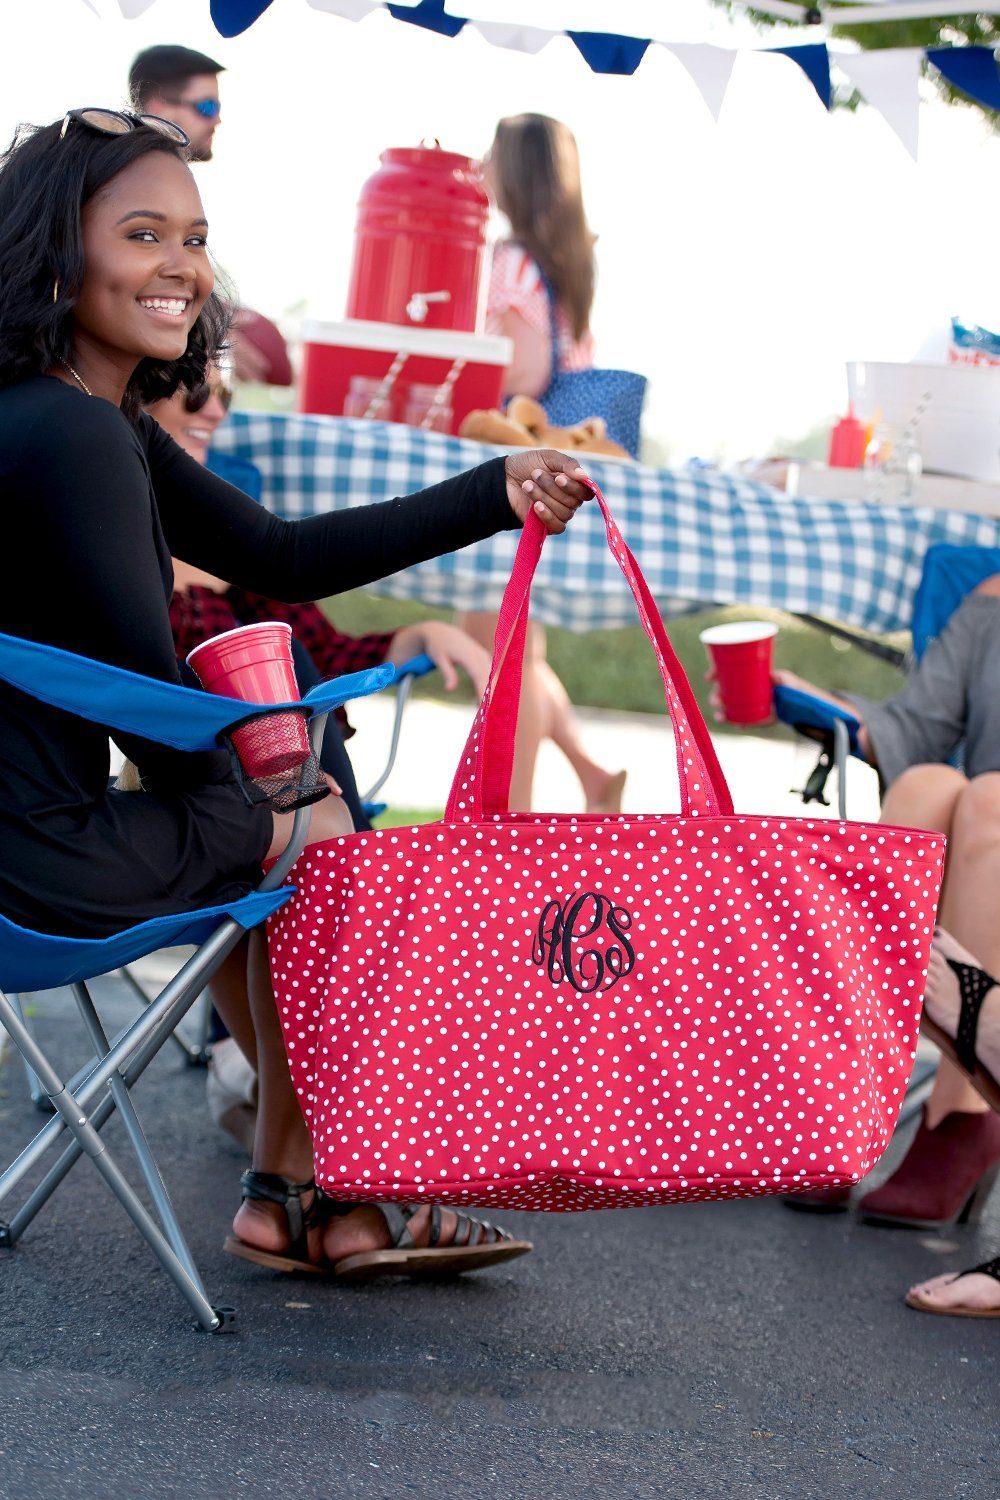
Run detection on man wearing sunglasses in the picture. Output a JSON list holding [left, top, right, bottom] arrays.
[[128, 44, 285, 384], [129, 44, 224, 163]]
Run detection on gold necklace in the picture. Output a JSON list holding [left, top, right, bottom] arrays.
[[56, 357, 93, 397]]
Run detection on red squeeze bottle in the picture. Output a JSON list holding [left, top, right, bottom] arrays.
[[827, 406, 867, 469]]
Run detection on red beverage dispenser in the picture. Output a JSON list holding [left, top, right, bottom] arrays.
[[300, 142, 511, 434], [345, 143, 490, 332]]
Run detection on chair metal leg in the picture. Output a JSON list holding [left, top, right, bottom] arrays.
[[0, 921, 244, 1210], [361, 674, 416, 805], [118, 965, 213, 1067], [70, 981, 207, 1294], [0, 775, 318, 1322], [1, 1087, 116, 1246], [832, 717, 850, 821], [7, 993, 51, 1111], [0, 986, 226, 1331]]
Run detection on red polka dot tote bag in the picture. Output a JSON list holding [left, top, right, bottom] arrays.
[[268, 484, 945, 1211]]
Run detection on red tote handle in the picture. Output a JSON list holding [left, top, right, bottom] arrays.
[[445, 480, 734, 822]]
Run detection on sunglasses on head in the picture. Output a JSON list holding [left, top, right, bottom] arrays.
[[163, 97, 221, 121], [184, 380, 232, 416], [60, 107, 190, 149]]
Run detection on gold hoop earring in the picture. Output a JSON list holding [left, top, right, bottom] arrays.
[[52, 278, 60, 305]]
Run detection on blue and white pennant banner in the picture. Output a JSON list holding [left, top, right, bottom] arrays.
[[97, 0, 1000, 161]]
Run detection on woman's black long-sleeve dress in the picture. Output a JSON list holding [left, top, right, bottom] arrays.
[[0, 377, 514, 937]]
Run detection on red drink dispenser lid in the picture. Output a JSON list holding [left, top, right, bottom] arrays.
[[356, 143, 490, 222]]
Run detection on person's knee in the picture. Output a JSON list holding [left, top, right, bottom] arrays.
[[972, 573, 1000, 597], [268, 791, 355, 861], [951, 773, 1000, 850], [305, 792, 355, 844], [882, 763, 967, 831]]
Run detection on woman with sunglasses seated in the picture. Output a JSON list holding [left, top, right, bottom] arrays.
[[772, 582, 1000, 1319], [0, 109, 592, 1280], [149, 371, 493, 836]]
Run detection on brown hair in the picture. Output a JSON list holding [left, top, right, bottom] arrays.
[[489, 114, 595, 343]]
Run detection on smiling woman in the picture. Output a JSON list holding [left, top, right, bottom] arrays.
[[0, 111, 593, 1283], [0, 112, 229, 416]]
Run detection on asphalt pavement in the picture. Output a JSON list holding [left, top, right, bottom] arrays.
[[1, 969, 997, 1500]]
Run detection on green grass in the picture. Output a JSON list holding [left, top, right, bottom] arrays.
[[320, 590, 905, 736], [372, 806, 443, 829]]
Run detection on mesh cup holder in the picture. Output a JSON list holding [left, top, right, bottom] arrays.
[[222, 707, 329, 814]]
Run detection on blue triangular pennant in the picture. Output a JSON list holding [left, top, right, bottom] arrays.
[[386, 1, 467, 39], [926, 46, 1000, 113], [569, 31, 650, 76], [771, 43, 831, 109], [210, 0, 275, 37]]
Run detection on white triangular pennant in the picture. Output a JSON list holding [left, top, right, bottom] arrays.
[[835, 47, 922, 160], [116, 0, 160, 16], [662, 43, 737, 123], [307, 0, 382, 20], [471, 21, 556, 56]]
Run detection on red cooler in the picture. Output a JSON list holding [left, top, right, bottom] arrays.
[[346, 144, 491, 333], [299, 319, 511, 436]]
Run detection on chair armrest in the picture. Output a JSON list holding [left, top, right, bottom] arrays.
[[772, 683, 865, 760], [392, 653, 435, 682], [0, 630, 395, 753]]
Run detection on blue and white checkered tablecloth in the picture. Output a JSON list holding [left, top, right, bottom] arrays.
[[213, 411, 1000, 634]]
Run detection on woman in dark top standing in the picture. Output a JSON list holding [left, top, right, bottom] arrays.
[[0, 111, 592, 1278]]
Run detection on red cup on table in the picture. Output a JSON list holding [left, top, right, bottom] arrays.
[[699, 621, 778, 726], [186, 621, 310, 778]]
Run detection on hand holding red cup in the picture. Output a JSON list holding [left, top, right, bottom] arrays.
[[699, 621, 778, 726]]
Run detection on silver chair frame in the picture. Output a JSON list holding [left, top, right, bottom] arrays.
[[360, 664, 420, 808], [0, 714, 327, 1333]]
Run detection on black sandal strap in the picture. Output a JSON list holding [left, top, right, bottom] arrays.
[[945, 958, 999, 1074], [378, 1203, 417, 1250], [427, 1204, 443, 1248], [452, 1213, 475, 1247], [239, 1169, 319, 1250], [960, 1256, 1000, 1285]]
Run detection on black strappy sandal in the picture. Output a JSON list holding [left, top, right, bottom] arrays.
[[224, 1171, 532, 1280], [922, 937, 1000, 1113], [329, 1201, 532, 1282], [223, 1168, 326, 1275], [906, 1256, 1000, 1319]]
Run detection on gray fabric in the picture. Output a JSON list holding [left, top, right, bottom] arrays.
[[845, 594, 1000, 789]]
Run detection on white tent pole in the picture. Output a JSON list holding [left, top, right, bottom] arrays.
[[825, 1, 1000, 18], [725, 0, 816, 21], [729, 0, 1000, 21]]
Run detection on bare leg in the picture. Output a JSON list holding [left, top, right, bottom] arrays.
[[456, 610, 621, 812], [229, 791, 355, 1258], [881, 764, 988, 1127], [906, 773, 1000, 1313], [535, 659, 626, 812], [456, 610, 546, 810], [206, 940, 258, 1071]]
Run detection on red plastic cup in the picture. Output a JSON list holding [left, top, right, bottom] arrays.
[[186, 622, 310, 777], [699, 621, 778, 726]]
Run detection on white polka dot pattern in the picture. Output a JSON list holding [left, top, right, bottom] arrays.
[[268, 814, 945, 1212]]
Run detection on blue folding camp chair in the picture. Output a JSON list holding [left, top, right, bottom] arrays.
[[774, 543, 1000, 819], [0, 629, 395, 1332]]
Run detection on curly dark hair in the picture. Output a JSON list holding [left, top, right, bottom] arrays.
[[0, 117, 232, 419]]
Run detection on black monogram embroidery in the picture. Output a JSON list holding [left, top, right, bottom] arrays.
[[531, 891, 636, 994]]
